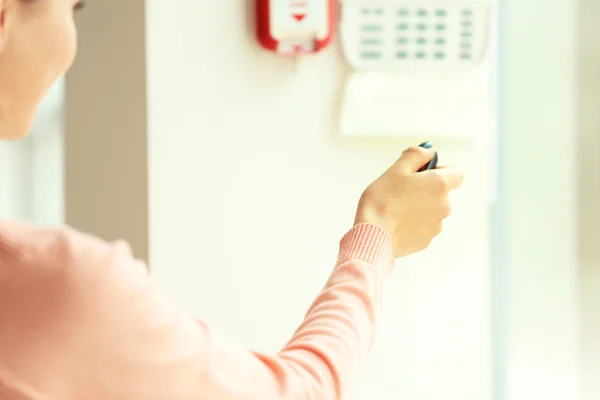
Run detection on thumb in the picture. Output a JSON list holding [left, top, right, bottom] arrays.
[[396, 143, 436, 173]]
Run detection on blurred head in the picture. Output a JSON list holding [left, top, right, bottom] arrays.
[[0, 0, 81, 139]]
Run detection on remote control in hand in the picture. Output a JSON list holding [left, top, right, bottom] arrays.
[[418, 141, 438, 171]]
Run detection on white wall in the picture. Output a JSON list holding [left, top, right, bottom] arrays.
[[502, 0, 580, 399], [145, 3, 492, 400]]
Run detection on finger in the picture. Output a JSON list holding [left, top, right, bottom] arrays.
[[395, 145, 436, 173], [433, 168, 464, 190]]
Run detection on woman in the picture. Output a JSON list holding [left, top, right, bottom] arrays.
[[0, 0, 464, 399]]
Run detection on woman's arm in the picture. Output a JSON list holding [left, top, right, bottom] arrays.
[[0, 144, 463, 400], [0, 221, 393, 400]]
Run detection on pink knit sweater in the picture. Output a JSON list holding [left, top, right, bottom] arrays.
[[0, 220, 394, 399]]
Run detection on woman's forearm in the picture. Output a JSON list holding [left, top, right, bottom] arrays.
[[205, 223, 393, 399]]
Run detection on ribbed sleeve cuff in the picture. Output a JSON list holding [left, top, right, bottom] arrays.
[[336, 223, 395, 272]]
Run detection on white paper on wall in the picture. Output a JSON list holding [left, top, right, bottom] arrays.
[[340, 68, 490, 138]]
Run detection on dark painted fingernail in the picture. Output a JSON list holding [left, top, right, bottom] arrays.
[[419, 141, 433, 149]]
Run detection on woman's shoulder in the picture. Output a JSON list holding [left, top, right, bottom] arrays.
[[0, 219, 135, 273], [0, 220, 68, 259], [0, 219, 149, 316], [0, 223, 164, 398]]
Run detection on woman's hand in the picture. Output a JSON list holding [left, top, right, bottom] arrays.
[[354, 144, 464, 258]]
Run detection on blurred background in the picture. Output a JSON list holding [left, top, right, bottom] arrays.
[[0, 1, 597, 400]]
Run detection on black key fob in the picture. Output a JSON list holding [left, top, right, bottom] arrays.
[[418, 141, 438, 172]]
